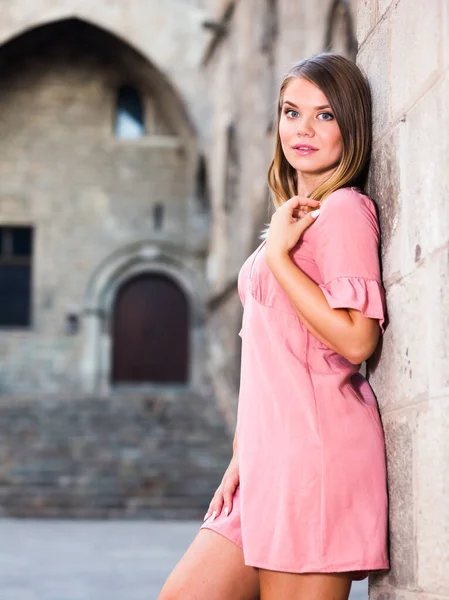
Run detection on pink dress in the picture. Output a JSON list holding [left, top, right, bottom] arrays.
[[201, 187, 390, 577]]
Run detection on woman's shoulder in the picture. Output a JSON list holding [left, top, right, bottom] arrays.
[[321, 186, 377, 219]]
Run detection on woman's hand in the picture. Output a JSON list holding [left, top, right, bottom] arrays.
[[203, 453, 239, 521], [265, 196, 321, 264]]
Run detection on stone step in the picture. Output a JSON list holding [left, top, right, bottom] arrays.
[[0, 391, 233, 518]]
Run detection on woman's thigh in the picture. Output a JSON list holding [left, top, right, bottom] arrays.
[[158, 528, 260, 600], [259, 569, 352, 600]]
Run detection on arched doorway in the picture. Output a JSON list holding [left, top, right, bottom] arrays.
[[112, 273, 189, 384]]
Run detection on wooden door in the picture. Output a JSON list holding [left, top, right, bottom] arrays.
[[111, 274, 189, 383]]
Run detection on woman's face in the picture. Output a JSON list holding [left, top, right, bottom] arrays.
[[278, 77, 343, 178]]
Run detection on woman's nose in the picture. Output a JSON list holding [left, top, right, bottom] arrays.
[[296, 117, 314, 136]]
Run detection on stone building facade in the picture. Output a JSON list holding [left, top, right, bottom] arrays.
[[0, 0, 448, 598], [0, 1, 230, 519], [0, 14, 204, 396]]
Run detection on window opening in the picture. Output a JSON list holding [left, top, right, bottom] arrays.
[[153, 204, 164, 230], [115, 84, 145, 139], [0, 226, 33, 327]]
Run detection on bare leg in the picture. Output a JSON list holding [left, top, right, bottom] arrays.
[[158, 528, 260, 600], [259, 570, 352, 600]]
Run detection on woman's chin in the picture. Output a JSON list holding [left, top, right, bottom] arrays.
[[290, 160, 339, 178], [293, 163, 331, 176]]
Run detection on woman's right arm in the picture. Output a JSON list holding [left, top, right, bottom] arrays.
[[203, 430, 239, 521]]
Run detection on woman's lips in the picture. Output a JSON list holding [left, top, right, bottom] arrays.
[[292, 146, 318, 156]]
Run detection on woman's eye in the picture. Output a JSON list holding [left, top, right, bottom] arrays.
[[285, 109, 299, 118], [318, 112, 334, 121]]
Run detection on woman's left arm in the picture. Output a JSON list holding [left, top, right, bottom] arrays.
[[265, 189, 385, 365], [265, 252, 380, 365]]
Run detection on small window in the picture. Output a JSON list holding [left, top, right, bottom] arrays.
[[12, 227, 32, 257], [0, 226, 33, 327], [153, 204, 164, 230], [195, 157, 210, 213], [224, 123, 239, 213], [115, 85, 145, 139]]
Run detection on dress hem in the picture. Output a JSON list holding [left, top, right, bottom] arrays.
[[243, 558, 390, 575], [200, 523, 389, 577], [200, 523, 243, 551]]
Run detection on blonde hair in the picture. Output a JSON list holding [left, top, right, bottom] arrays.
[[263, 52, 372, 237]]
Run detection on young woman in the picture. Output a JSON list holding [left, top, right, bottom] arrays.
[[159, 52, 389, 600]]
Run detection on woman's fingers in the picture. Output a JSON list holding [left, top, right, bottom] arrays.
[[285, 198, 319, 221], [203, 486, 224, 521], [203, 476, 239, 521], [288, 195, 321, 210], [290, 198, 320, 221], [222, 479, 238, 517]]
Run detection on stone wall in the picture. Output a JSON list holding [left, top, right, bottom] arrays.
[[357, 1, 449, 598]]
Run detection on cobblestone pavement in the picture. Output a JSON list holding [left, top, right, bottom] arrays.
[[0, 519, 368, 599]]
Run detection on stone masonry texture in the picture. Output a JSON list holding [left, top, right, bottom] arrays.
[[0, 389, 231, 519], [358, 0, 449, 598]]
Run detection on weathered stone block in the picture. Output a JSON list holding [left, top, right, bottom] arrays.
[[416, 402, 449, 594], [370, 588, 448, 600], [368, 126, 402, 282], [382, 415, 416, 589], [357, 0, 375, 45], [426, 248, 449, 394], [397, 75, 449, 272], [443, 0, 449, 67], [357, 14, 390, 138], [390, 0, 441, 118], [370, 266, 429, 410], [377, 0, 394, 19]]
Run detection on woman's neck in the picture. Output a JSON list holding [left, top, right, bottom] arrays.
[[296, 168, 337, 197]]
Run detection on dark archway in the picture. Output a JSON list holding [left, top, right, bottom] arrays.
[[112, 274, 189, 384], [0, 18, 196, 144]]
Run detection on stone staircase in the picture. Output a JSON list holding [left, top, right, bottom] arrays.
[[0, 389, 232, 519]]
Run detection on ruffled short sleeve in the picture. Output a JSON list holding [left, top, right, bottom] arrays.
[[314, 188, 387, 334]]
